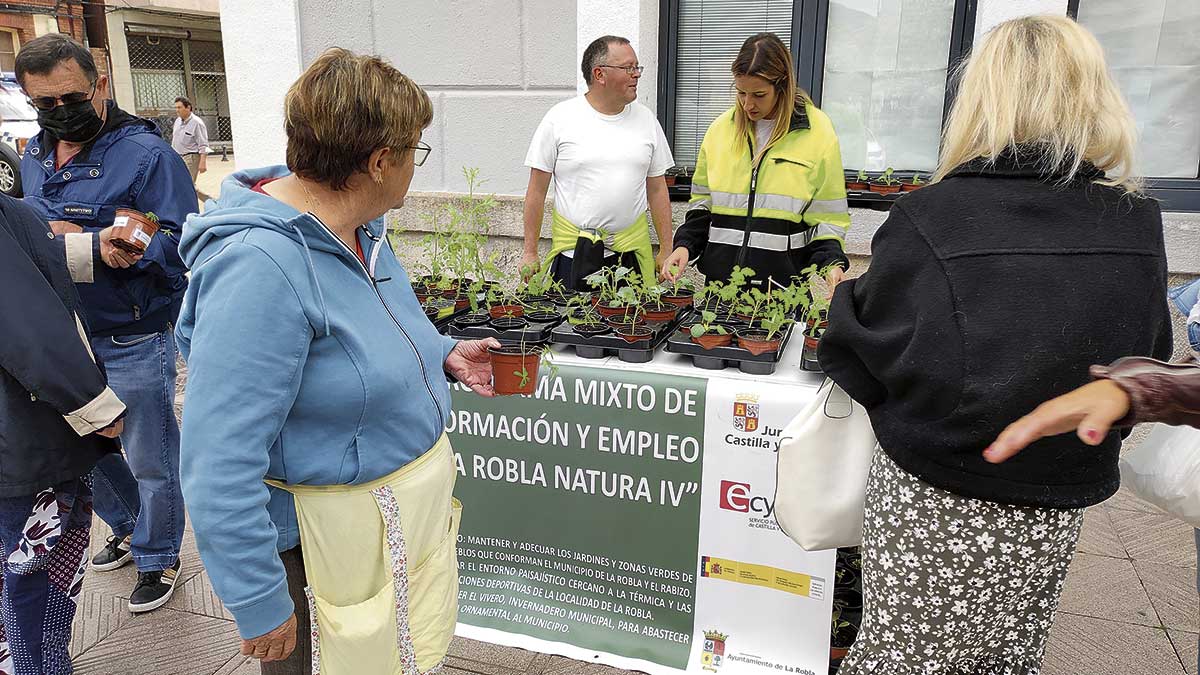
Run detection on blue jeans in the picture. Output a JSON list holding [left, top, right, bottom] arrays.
[[89, 329, 183, 573], [1168, 279, 1200, 352]]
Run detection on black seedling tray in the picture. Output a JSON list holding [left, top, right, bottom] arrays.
[[432, 306, 472, 332], [551, 308, 693, 363], [448, 313, 563, 344], [665, 322, 795, 375]]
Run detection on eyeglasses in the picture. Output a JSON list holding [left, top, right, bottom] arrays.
[[26, 82, 97, 112], [406, 141, 432, 167], [597, 64, 644, 76]]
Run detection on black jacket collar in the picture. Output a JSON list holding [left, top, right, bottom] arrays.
[[947, 145, 1104, 182]]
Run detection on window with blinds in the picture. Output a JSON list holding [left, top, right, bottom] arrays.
[[671, 0, 794, 168]]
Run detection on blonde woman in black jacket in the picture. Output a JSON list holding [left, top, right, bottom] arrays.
[[818, 16, 1171, 674]]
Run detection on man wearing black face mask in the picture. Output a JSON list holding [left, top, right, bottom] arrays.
[[15, 34, 195, 616]]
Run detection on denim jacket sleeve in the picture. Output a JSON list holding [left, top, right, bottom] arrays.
[[129, 149, 195, 279]]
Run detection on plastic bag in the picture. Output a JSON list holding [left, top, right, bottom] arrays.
[[1119, 423, 1200, 528]]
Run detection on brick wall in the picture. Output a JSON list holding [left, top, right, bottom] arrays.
[[0, 1, 86, 48]]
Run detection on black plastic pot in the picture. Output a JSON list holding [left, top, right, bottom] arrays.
[[572, 322, 609, 338], [490, 316, 528, 331], [453, 312, 490, 328], [526, 309, 560, 323]]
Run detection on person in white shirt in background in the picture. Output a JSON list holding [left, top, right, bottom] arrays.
[[521, 35, 675, 289], [171, 96, 209, 186]]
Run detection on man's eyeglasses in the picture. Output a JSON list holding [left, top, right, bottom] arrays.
[[406, 141, 432, 167], [26, 82, 97, 112], [597, 64, 644, 76]]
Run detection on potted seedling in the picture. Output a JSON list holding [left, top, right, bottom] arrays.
[[586, 266, 637, 317], [830, 609, 857, 661], [901, 172, 926, 192], [488, 334, 554, 396], [614, 301, 652, 344], [804, 288, 830, 351], [641, 284, 679, 323], [111, 209, 161, 255], [735, 279, 801, 356], [661, 269, 696, 308], [845, 169, 870, 192], [605, 285, 645, 330], [485, 285, 524, 320], [869, 167, 901, 195], [571, 310, 609, 338], [687, 310, 732, 350]]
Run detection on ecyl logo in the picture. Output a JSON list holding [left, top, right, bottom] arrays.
[[718, 480, 774, 517]]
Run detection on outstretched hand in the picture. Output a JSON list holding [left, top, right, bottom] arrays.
[[446, 338, 503, 397], [984, 379, 1130, 463]]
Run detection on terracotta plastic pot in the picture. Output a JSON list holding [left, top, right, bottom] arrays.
[[691, 332, 732, 350], [845, 181, 870, 192], [869, 182, 901, 195], [616, 327, 653, 344], [662, 292, 695, 309], [804, 334, 820, 350], [595, 302, 630, 318], [110, 209, 159, 254], [900, 183, 924, 192], [453, 295, 470, 311], [642, 303, 678, 323], [489, 304, 524, 319], [489, 346, 543, 396], [737, 329, 782, 356], [606, 312, 645, 328]]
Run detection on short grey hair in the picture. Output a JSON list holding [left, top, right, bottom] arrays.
[[581, 35, 631, 86]]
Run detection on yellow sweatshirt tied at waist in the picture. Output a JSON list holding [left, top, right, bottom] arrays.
[[544, 210, 656, 284], [266, 434, 461, 675]]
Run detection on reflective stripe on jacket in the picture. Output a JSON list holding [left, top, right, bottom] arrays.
[[674, 102, 850, 284]]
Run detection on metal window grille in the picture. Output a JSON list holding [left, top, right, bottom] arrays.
[[127, 34, 232, 149]]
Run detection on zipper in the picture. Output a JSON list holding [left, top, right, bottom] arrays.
[[312, 218, 446, 422], [734, 137, 761, 270], [773, 157, 810, 168]]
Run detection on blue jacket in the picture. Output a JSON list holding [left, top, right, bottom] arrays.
[[176, 166, 459, 639], [21, 102, 195, 337]]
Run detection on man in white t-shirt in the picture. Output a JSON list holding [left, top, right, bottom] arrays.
[[521, 35, 675, 289]]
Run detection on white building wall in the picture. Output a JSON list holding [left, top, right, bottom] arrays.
[[218, 0, 302, 170], [975, 0, 1067, 39]]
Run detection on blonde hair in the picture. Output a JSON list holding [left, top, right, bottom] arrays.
[[731, 33, 810, 163], [934, 15, 1142, 194], [285, 48, 433, 191]]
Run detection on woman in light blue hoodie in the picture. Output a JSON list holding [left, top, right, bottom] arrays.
[[176, 49, 498, 674]]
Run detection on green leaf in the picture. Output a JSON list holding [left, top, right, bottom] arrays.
[[689, 324, 705, 338]]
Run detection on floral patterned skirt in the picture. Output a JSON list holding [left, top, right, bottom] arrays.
[[837, 451, 1084, 675]]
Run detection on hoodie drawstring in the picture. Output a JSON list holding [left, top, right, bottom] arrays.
[[368, 221, 388, 279], [290, 224, 331, 337]]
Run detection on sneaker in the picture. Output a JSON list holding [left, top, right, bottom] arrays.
[[91, 535, 132, 571], [128, 559, 181, 613]]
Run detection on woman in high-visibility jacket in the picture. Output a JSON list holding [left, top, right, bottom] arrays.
[[661, 32, 850, 291]]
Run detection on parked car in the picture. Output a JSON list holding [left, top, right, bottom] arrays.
[[0, 73, 40, 197]]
